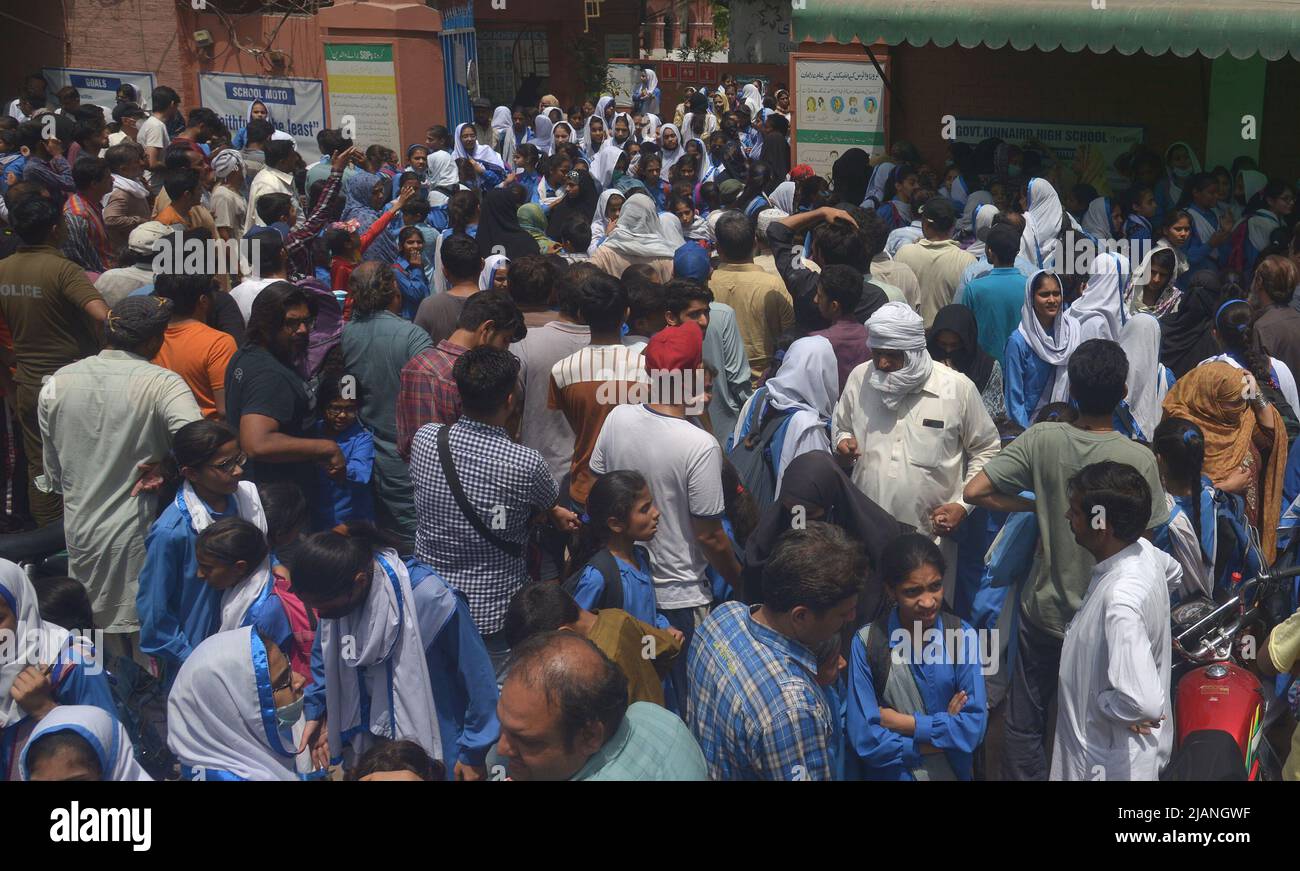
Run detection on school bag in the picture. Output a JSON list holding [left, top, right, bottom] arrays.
[[561, 548, 625, 610], [726, 389, 796, 509], [271, 565, 317, 681]]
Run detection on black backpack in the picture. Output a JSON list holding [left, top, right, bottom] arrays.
[[561, 549, 624, 610], [727, 391, 796, 510], [861, 610, 960, 698]]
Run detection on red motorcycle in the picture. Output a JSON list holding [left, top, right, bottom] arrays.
[[1166, 556, 1300, 780]]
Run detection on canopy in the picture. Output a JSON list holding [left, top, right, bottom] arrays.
[[794, 0, 1300, 61]]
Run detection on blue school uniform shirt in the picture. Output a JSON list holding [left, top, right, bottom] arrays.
[[504, 169, 542, 203], [573, 545, 670, 630], [0, 645, 117, 780], [1184, 204, 1229, 273], [876, 200, 910, 232], [846, 607, 987, 781], [305, 557, 500, 775], [309, 420, 375, 530], [1124, 214, 1153, 243], [138, 494, 237, 669], [1003, 329, 1054, 429], [393, 259, 431, 319]]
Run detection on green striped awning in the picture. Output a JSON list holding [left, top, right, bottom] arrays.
[[793, 0, 1300, 61]]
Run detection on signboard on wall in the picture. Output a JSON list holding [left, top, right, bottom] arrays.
[[43, 68, 156, 112], [323, 43, 400, 154], [954, 118, 1145, 194], [789, 54, 888, 181], [199, 73, 326, 162], [729, 0, 796, 64], [605, 33, 635, 60], [659, 62, 679, 82]]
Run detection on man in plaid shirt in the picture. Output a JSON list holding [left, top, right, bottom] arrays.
[[397, 292, 525, 461], [410, 346, 579, 675], [686, 522, 864, 780]]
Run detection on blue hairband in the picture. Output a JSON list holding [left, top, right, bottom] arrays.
[[1215, 297, 1248, 324], [1182, 428, 1197, 445]]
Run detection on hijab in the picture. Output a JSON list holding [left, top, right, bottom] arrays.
[[659, 123, 685, 172], [640, 113, 661, 143], [832, 149, 871, 207], [1073, 251, 1130, 342], [1163, 141, 1202, 206], [760, 336, 838, 491], [426, 150, 460, 207], [768, 180, 796, 215], [532, 114, 555, 156], [928, 304, 996, 392], [659, 211, 686, 249], [166, 627, 302, 781], [761, 128, 791, 183], [0, 561, 76, 729], [318, 550, 441, 762], [965, 203, 999, 260], [477, 188, 538, 259], [741, 83, 763, 118], [1163, 361, 1286, 555], [342, 169, 383, 225], [1017, 269, 1080, 406], [1128, 242, 1187, 317], [519, 203, 560, 253], [1239, 169, 1268, 208], [479, 254, 509, 290], [1081, 196, 1114, 241], [546, 168, 599, 239], [1121, 311, 1167, 439], [453, 122, 506, 170], [552, 121, 576, 154], [956, 190, 993, 237], [1021, 177, 1064, 269], [589, 138, 625, 188], [743, 451, 907, 618], [589, 188, 622, 252], [21, 705, 153, 781], [601, 192, 677, 258], [866, 301, 934, 410]]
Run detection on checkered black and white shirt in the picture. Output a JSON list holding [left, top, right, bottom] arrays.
[[410, 417, 557, 636]]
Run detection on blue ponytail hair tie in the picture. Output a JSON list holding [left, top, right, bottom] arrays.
[[1182, 428, 1197, 446]]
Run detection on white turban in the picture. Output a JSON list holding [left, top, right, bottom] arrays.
[[211, 148, 245, 181], [866, 301, 933, 410]]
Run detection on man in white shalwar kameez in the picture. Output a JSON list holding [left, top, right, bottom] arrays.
[[38, 296, 202, 644], [1051, 461, 1178, 781]]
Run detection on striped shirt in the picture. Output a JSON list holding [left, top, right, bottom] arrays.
[[686, 601, 835, 781], [547, 342, 648, 506]]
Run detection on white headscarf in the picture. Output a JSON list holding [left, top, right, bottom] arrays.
[[763, 336, 838, 490], [741, 83, 763, 118], [1021, 177, 1064, 269], [659, 210, 686, 249], [640, 113, 661, 143], [453, 122, 505, 170], [181, 479, 266, 535], [167, 627, 302, 781], [956, 190, 994, 236], [319, 550, 440, 761], [609, 112, 634, 150], [21, 705, 153, 781], [885, 225, 923, 258], [1127, 241, 1187, 316], [1082, 196, 1114, 242], [1163, 141, 1202, 207], [681, 111, 720, 140], [640, 69, 660, 114], [865, 302, 934, 410], [862, 161, 895, 210], [491, 107, 516, 167], [532, 114, 555, 156], [590, 138, 628, 188], [1073, 251, 1131, 343], [658, 123, 685, 172], [479, 253, 509, 289], [595, 94, 614, 122], [1120, 312, 1167, 439], [602, 193, 677, 258], [588, 189, 621, 254], [552, 121, 576, 153], [0, 560, 76, 729], [768, 180, 796, 215], [426, 151, 460, 207], [965, 203, 999, 260], [1016, 269, 1080, 406]]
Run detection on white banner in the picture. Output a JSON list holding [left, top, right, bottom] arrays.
[[955, 118, 1145, 194], [42, 68, 156, 113], [199, 73, 326, 163]]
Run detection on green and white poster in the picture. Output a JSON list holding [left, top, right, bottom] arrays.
[[792, 57, 887, 181], [324, 43, 400, 152]]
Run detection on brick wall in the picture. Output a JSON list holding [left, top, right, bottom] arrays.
[[64, 0, 193, 104]]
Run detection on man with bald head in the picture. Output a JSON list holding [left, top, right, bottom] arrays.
[[490, 631, 707, 781]]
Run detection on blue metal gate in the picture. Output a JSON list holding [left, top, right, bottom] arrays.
[[441, 1, 476, 131]]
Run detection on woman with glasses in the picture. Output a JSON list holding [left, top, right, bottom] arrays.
[[138, 419, 269, 688]]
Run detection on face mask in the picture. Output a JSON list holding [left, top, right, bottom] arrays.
[[1173, 167, 1192, 180], [1006, 165, 1021, 178], [276, 694, 304, 730]]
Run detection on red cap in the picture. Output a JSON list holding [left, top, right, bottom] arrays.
[[644, 322, 703, 374]]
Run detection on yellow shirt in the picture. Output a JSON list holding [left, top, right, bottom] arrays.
[[587, 609, 681, 707], [708, 262, 795, 384], [1267, 609, 1300, 780]]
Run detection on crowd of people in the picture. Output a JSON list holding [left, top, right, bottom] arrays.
[[0, 66, 1299, 783]]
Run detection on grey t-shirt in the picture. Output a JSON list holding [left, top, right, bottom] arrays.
[[981, 422, 1170, 638], [510, 319, 590, 485], [415, 291, 471, 345]]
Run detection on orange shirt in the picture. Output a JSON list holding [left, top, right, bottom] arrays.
[[153, 320, 237, 418]]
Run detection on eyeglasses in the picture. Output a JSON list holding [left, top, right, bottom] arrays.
[[283, 315, 316, 331], [208, 452, 247, 474]]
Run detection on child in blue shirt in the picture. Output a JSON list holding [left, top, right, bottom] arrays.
[[310, 372, 375, 531], [567, 470, 672, 632]]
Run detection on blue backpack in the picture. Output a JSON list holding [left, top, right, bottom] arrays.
[[726, 388, 796, 510]]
